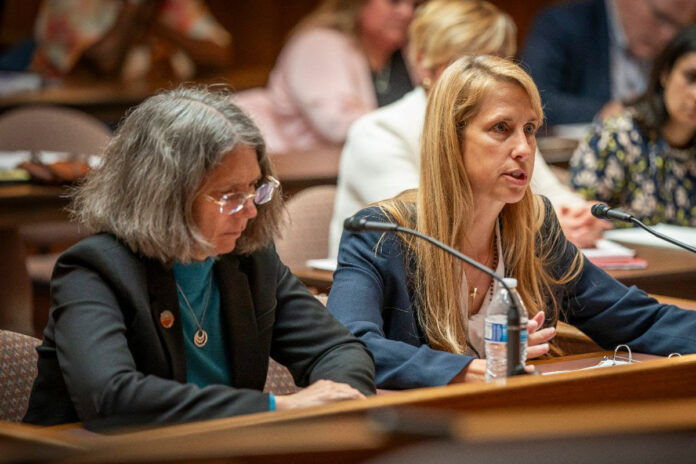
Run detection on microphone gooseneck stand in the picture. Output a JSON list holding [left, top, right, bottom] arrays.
[[590, 204, 696, 254]]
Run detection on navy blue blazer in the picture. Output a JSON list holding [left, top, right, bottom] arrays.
[[327, 198, 696, 389], [520, 0, 611, 125], [24, 234, 375, 429]]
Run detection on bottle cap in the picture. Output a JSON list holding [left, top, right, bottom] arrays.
[[502, 277, 517, 288]]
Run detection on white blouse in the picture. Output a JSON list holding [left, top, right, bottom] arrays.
[[462, 222, 505, 358]]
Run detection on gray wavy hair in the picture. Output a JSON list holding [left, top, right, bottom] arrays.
[[71, 86, 284, 263]]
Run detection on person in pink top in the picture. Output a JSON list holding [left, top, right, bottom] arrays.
[[234, 0, 423, 154]]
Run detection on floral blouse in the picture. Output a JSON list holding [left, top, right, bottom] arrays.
[[570, 111, 696, 226]]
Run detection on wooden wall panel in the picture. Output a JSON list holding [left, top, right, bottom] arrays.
[[207, 0, 321, 68], [0, 0, 40, 46], [1, 0, 560, 65]]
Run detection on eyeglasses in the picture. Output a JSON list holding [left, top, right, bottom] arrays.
[[205, 176, 280, 215]]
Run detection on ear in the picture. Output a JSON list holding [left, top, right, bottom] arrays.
[[415, 50, 426, 68], [414, 50, 432, 83]]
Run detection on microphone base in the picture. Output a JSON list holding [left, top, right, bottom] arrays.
[[508, 364, 528, 377]]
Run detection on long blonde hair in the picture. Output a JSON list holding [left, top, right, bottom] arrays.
[[408, 0, 516, 69], [381, 56, 583, 354]]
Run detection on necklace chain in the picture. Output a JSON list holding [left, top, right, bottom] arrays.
[[468, 229, 498, 307], [176, 276, 213, 348]]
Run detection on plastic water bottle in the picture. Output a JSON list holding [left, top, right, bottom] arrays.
[[485, 278, 528, 382]]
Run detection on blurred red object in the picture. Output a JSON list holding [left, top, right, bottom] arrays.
[[18, 160, 90, 184]]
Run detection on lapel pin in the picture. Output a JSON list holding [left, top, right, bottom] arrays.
[[160, 310, 175, 329]]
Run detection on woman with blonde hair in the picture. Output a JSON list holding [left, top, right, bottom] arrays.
[[234, 0, 423, 153], [329, 0, 607, 258], [327, 55, 696, 388]]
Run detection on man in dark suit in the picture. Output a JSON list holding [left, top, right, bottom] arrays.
[[521, 0, 696, 126]]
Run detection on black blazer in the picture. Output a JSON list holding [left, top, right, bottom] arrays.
[[23, 234, 375, 429]]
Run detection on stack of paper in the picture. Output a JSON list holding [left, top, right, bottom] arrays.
[[305, 258, 338, 272], [0, 71, 42, 96], [582, 239, 647, 270], [605, 225, 696, 250]]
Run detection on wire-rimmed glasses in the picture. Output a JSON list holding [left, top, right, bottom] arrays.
[[205, 176, 280, 215]]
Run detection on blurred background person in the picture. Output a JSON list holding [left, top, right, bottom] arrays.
[[571, 25, 696, 226], [329, 0, 608, 258], [234, 0, 423, 154], [23, 86, 374, 430], [521, 0, 696, 126], [30, 0, 234, 81], [328, 56, 696, 389]]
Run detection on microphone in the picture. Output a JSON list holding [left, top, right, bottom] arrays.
[[590, 204, 633, 222], [343, 215, 398, 232], [591, 204, 696, 254], [344, 216, 527, 377]]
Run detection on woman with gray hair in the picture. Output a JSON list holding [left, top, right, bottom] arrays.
[[23, 86, 375, 430]]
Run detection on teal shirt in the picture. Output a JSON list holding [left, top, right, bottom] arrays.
[[173, 258, 233, 388]]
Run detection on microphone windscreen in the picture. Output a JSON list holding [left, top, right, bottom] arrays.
[[343, 216, 365, 231], [591, 203, 609, 219]]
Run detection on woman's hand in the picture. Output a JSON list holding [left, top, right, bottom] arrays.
[[274, 379, 365, 410], [527, 311, 555, 359], [450, 311, 555, 384], [450, 359, 487, 383], [558, 203, 613, 249]]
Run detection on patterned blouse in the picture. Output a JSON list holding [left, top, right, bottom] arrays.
[[570, 111, 696, 226]]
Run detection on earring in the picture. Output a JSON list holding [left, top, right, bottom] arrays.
[[421, 77, 432, 90]]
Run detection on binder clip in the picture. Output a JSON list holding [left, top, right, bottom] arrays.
[[594, 344, 637, 368]]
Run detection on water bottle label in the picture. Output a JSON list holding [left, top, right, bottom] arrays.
[[485, 322, 528, 343], [485, 322, 507, 342]]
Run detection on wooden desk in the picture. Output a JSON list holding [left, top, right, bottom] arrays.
[[537, 136, 579, 166], [292, 266, 335, 293], [107, 352, 691, 433], [0, 184, 69, 334], [269, 146, 341, 197], [0, 184, 70, 228], [0, 422, 85, 463], [58, 399, 696, 464], [7, 353, 694, 464], [610, 242, 696, 299], [0, 66, 271, 127]]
